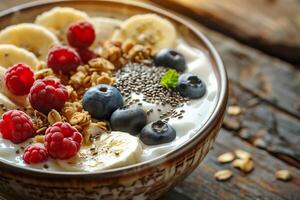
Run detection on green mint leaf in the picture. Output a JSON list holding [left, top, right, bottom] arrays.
[[160, 69, 179, 89]]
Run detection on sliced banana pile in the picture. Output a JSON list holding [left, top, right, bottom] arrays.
[[112, 14, 177, 52], [0, 23, 59, 61], [35, 7, 90, 41], [56, 131, 142, 172]]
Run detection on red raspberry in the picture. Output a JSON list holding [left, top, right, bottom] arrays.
[[76, 48, 97, 64], [23, 145, 48, 164], [44, 122, 82, 159], [29, 78, 68, 114], [47, 46, 81, 74], [67, 21, 95, 48], [4, 63, 34, 95], [0, 110, 35, 144]]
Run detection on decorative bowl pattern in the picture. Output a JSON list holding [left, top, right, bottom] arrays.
[[0, 1, 228, 199]]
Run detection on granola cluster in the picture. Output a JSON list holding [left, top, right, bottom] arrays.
[[101, 40, 152, 68], [69, 58, 115, 99], [30, 40, 152, 144]]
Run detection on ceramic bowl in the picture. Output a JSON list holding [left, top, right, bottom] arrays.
[[0, 0, 228, 199]]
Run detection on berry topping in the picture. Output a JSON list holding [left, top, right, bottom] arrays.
[[67, 21, 95, 48], [76, 48, 97, 64], [110, 105, 147, 135], [23, 145, 48, 164], [154, 48, 186, 72], [140, 120, 176, 145], [0, 110, 35, 144], [45, 122, 82, 159], [83, 84, 124, 119], [177, 74, 206, 99], [4, 63, 34, 96], [29, 78, 68, 114], [47, 46, 81, 74]]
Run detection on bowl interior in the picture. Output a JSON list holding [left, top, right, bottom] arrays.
[[0, 0, 227, 176]]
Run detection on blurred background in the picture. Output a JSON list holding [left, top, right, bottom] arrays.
[[0, 0, 299, 199]]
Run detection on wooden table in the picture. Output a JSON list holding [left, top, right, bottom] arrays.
[[0, 0, 300, 199]]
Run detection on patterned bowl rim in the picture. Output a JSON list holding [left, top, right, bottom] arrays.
[[0, 0, 228, 178]]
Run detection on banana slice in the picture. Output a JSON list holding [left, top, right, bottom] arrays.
[[90, 17, 122, 46], [35, 7, 89, 41], [56, 131, 142, 172], [112, 14, 177, 52], [0, 67, 29, 107], [0, 44, 39, 70], [0, 23, 59, 61], [0, 93, 19, 116]]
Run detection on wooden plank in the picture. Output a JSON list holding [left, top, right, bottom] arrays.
[[162, 130, 300, 200], [149, 0, 300, 63], [223, 83, 300, 168], [0, 0, 32, 11], [199, 25, 300, 119]]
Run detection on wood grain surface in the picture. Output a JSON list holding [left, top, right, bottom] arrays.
[[150, 0, 300, 64], [162, 129, 300, 200], [0, 0, 299, 200]]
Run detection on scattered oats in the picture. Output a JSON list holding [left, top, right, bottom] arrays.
[[246, 98, 260, 108], [48, 109, 62, 125], [69, 111, 91, 127], [214, 170, 233, 181], [127, 44, 152, 63], [227, 105, 241, 116], [275, 170, 292, 181], [234, 149, 251, 160], [239, 128, 251, 140], [253, 138, 267, 148], [62, 101, 83, 120], [70, 71, 86, 89], [232, 158, 254, 173], [34, 135, 45, 143], [223, 117, 241, 131], [217, 152, 235, 163], [36, 127, 47, 135], [101, 40, 124, 68], [88, 57, 115, 72], [34, 68, 55, 80]]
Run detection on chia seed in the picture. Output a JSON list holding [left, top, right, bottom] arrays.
[[114, 63, 187, 109]]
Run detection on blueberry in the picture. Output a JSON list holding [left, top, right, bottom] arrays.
[[154, 48, 186, 72], [177, 74, 206, 99], [83, 84, 123, 119], [140, 120, 176, 145], [110, 105, 147, 135]]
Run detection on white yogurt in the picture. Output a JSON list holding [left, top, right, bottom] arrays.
[[140, 40, 218, 161], [0, 39, 218, 172]]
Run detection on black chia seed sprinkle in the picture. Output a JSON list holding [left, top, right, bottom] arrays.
[[114, 63, 188, 109]]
